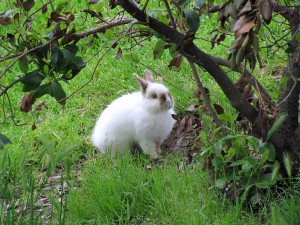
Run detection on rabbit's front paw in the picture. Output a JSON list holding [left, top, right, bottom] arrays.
[[156, 148, 162, 155], [149, 150, 159, 160]]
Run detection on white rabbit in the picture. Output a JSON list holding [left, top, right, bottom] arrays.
[[91, 69, 176, 159]]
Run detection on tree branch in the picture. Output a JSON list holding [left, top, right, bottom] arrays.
[[268, 0, 293, 21], [72, 18, 133, 40], [117, 0, 259, 123], [162, 0, 176, 30], [211, 56, 274, 106]]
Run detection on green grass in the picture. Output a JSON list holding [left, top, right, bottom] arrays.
[[0, 1, 298, 224], [66, 154, 260, 225]]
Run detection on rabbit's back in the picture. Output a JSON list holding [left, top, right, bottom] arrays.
[[91, 92, 142, 151]]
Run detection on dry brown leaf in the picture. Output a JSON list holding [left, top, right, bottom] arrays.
[[115, 47, 122, 60], [168, 54, 183, 69], [213, 104, 225, 115], [21, 94, 35, 113], [233, 16, 255, 36]]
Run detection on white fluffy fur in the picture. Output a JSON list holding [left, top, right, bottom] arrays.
[[91, 70, 175, 159]]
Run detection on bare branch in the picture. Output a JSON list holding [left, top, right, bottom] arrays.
[[73, 19, 133, 40], [188, 60, 227, 136], [0, 77, 22, 97], [162, 0, 176, 30], [0, 37, 59, 79], [277, 75, 297, 106], [57, 37, 123, 104], [268, 0, 293, 21], [5, 93, 26, 126], [211, 55, 274, 106]]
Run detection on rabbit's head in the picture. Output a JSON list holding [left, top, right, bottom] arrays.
[[134, 70, 174, 113]]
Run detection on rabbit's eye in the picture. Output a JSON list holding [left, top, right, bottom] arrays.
[[151, 93, 158, 99]]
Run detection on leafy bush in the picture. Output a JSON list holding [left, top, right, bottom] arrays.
[[199, 114, 292, 205]]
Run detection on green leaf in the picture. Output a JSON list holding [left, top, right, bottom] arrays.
[[230, 159, 245, 166], [168, 43, 180, 58], [32, 83, 50, 99], [183, 9, 200, 33], [296, 32, 300, 43], [178, 0, 189, 6], [51, 49, 67, 72], [215, 176, 228, 188], [267, 143, 276, 161], [64, 44, 79, 54], [242, 161, 253, 171], [20, 70, 45, 92], [72, 56, 86, 70], [49, 81, 66, 105], [283, 152, 292, 177], [247, 157, 258, 167], [271, 161, 280, 182], [19, 58, 29, 74], [105, 29, 113, 40], [211, 157, 225, 169], [261, 149, 270, 163], [55, 1, 68, 13], [153, 39, 165, 59], [195, 0, 205, 7], [20, 70, 43, 85], [227, 146, 237, 158], [256, 180, 269, 189], [250, 193, 260, 205], [295, 0, 300, 7], [267, 114, 286, 140], [0, 134, 12, 149]]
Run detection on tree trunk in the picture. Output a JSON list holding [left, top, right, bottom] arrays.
[[118, 0, 300, 175]]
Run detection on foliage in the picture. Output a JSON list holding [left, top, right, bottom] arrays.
[[199, 113, 296, 206], [0, 0, 299, 222]]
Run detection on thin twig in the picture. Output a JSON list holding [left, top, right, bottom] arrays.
[[5, 93, 27, 126], [0, 37, 59, 79], [0, 77, 22, 97], [73, 19, 133, 40], [211, 55, 274, 107], [25, 0, 55, 25], [162, 0, 176, 29], [0, 95, 6, 124], [188, 60, 227, 136], [142, 0, 150, 12], [277, 75, 297, 106], [57, 38, 123, 104]]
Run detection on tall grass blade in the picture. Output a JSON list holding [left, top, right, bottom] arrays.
[[267, 114, 286, 140], [283, 152, 292, 178]]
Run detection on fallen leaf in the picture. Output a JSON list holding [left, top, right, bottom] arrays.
[[186, 117, 193, 132], [0, 17, 10, 25], [115, 47, 122, 60], [173, 136, 184, 152], [186, 104, 200, 113], [176, 116, 187, 134], [213, 103, 225, 114]]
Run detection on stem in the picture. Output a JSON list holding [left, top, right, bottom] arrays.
[[188, 60, 227, 136]]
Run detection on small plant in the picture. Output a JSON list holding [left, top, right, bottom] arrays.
[[200, 114, 289, 206]]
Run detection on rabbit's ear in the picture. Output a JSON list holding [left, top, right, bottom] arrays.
[[133, 73, 148, 94], [144, 69, 155, 82]]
